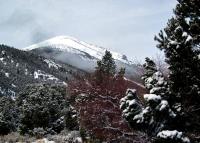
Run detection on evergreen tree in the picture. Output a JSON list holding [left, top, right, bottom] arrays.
[[142, 57, 169, 98], [95, 50, 116, 84], [101, 50, 116, 76], [96, 50, 116, 76], [95, 60, 104, 84], [17, 84, 77, 135], [120, 1, 200, 142], [120, 67, 190, 142], [0, 96, 18, 135], [142, 57, 157, 82], [120, 64, 176, 135], [155, 0, 200, 132], [117, 67, 126, 78], [120, 89, 143, 128]]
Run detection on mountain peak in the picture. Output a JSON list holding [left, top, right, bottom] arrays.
[[23, 35, 132, 64]]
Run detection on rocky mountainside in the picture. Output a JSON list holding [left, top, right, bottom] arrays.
[[0, 44, 86, 97], [23, 36, 140, 77]]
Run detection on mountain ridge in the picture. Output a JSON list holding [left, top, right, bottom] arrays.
[[0, 44, 86, 97], [23, 36, 140, 78], [23, 36, 133, 64]]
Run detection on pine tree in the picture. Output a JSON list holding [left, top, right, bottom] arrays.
[[101, 50, 116, 76], [155, 0, 200, 132], [120, 66, 190, 143], [142, 57, 157, 82], [117, 67, 125, 78], [95, 50, 116, 84], [120, 60, 175, 135], [120, 89, 143, 128], [142, 57, 169, 98]]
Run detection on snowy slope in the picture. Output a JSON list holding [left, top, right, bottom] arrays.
[[23, 36, 141, 78], [0, 45, 86, 96], [23, 36, 132, 65]]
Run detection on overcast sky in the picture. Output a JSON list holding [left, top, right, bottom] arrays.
[[0, 0, 176, 61]]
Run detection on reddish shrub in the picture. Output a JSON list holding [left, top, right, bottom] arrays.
[[68, 74, 149, 142]]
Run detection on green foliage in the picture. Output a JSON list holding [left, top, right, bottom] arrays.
[[65, 106, 78, 130], [79, 127, 87, 141], [100, 50, 116, 76], [16, 84, 76, 135], [95, 50, 116, 84], [0, 96, 18, 135], [142, 57, 157, 80], [120, 89, 142, 125], [155, 0, 200, 133], [121, 70, 175, 136], [120, 59, 182, 141], [118, 67, 126, 77], [142, 57, 169, 98]]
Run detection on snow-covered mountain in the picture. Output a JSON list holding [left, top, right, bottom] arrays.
[[23, 36, 139, 76], [24, 36, 132, 64]]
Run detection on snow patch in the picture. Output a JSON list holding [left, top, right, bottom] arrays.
[[0, 87, 5, 95], [0, 57, 7, 65], [182, 32, 188, 37], [25, 69, 28, 75], [32, 138, 55, 143], [169, 40, 178, 45], [126, 88, 137, 95], [133, 107, 150, 123], [157, 130, 190, 143], [34, 70, 59, 81], [5, 72, 9, 77], [144, 94, 161, 102], [11, 84, 17, 88], [0, 57, 4, 62], [185, 35, 192, 43], [185, 17, 190, 24], [1, 50, 5, 55], [44, 59, 61, 69], [159, 100, 169, 111]]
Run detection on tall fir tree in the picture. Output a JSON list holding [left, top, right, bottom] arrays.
[[95, 50, 116, 84], [155, 0, 200, 133], [101, 50, 116, 76]]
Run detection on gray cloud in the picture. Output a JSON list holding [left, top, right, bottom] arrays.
[[0, 0, 176, 60], [31, 27, 53, 43], [0, 9, 35, 28]]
